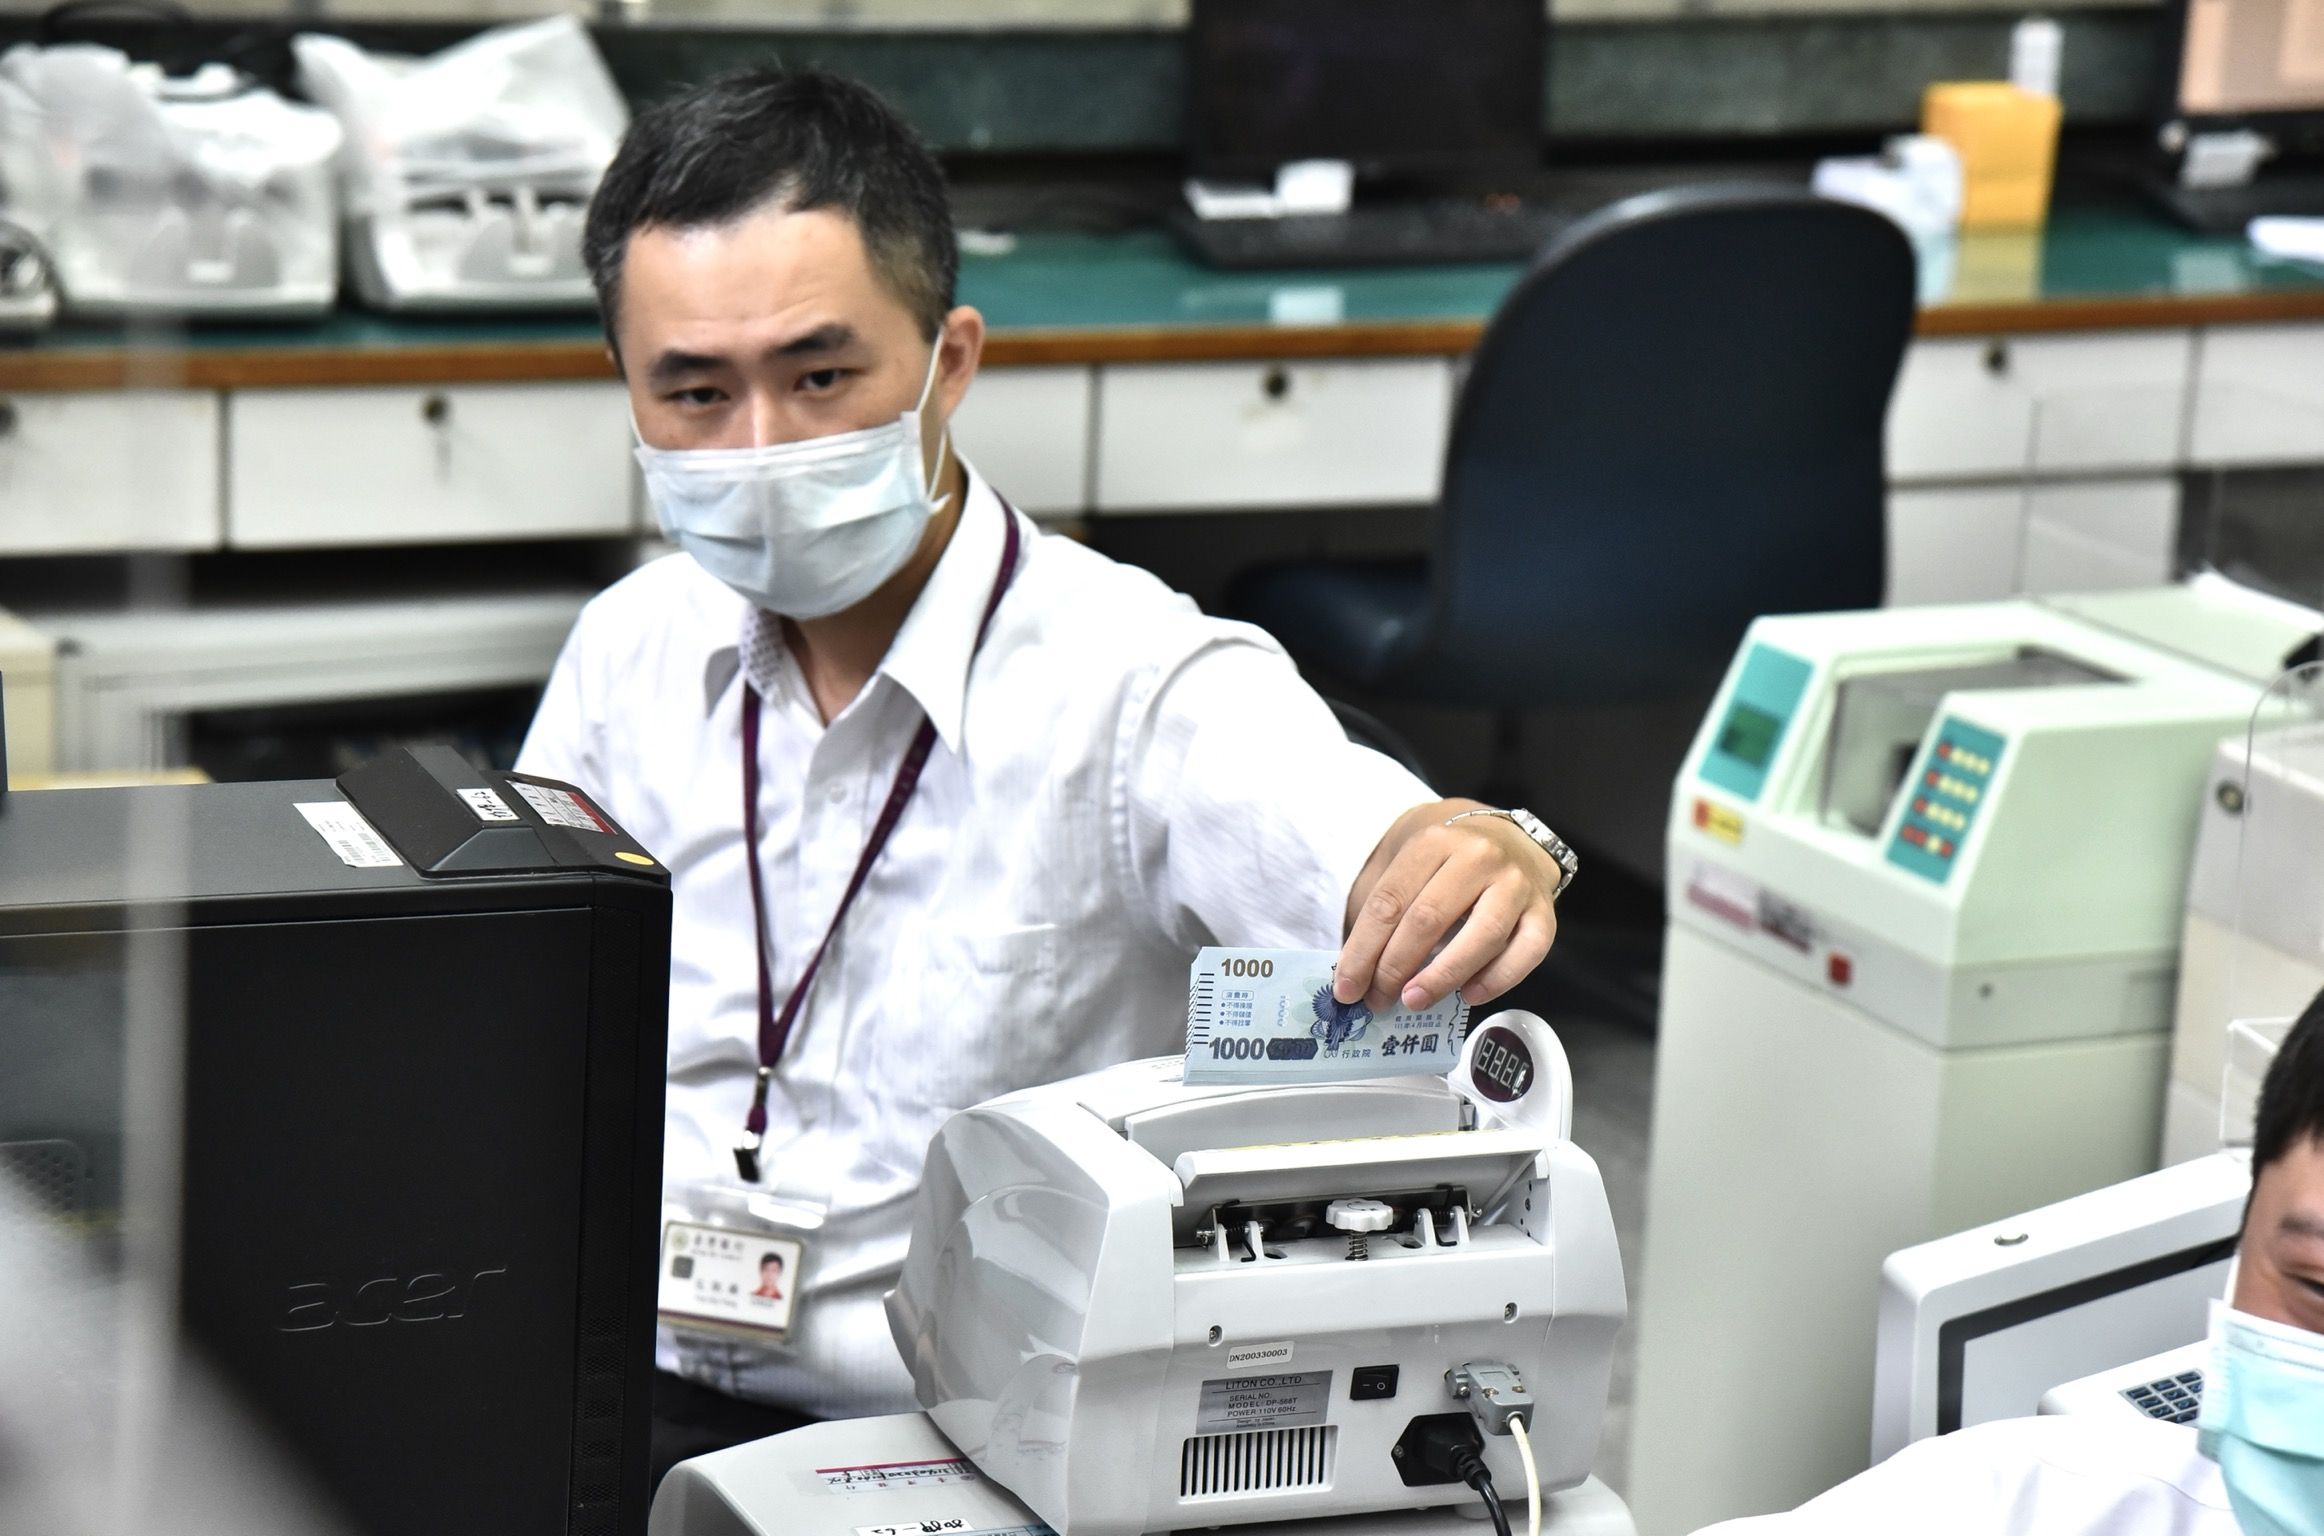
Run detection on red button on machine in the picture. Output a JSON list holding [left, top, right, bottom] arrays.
[[1827, 953, 1854, 987]]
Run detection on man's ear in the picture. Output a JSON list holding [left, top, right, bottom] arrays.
[[936, 306, 987, 420]]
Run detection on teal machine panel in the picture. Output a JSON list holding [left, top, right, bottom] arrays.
[[1886, 717, 2008, 884], [1699, 644, 1814, 803]]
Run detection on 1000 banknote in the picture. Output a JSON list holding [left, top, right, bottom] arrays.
[[1184, 946, 1472, 1085]]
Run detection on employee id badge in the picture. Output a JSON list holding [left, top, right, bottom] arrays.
[[657, 1180, 824, 1347]]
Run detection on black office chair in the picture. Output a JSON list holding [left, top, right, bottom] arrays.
[[1232, 186, 1917, 729]]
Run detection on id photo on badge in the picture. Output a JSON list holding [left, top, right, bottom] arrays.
[[658, 1221, 804, 1341]]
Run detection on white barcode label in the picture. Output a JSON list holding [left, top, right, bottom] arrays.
[[513, 781, 608, 833], [295, 802, 403, 869], [460, 787, 518, 822]]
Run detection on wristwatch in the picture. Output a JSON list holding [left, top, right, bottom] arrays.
[[1446, 807, 1579, 899]]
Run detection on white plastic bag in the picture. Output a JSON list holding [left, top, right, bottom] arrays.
[[294, 16, 626, 310], [0, 43, 341, 316]]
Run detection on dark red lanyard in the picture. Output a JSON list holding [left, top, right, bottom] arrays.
[[733, 508, 1022, 1181]]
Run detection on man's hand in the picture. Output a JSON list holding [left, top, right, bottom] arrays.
[[1335, 799, 1562, 1012]]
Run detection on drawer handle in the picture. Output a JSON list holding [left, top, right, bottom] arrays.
[[1983, 340, 2011, 377], [1262, 366, 1292, 401], [0, 398, 16, 440], [421, 392, 452, 426]]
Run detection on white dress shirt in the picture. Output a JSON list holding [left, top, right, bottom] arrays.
[[1695, 1417, 2237, 1536], [517, 465, 1432, 1420]]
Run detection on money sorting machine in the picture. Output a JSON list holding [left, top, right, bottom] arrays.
[[1630, 594, 2274, 1536], [652, 1011, 1634, 1536]]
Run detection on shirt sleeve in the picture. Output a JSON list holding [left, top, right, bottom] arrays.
[[514, 615, 602, 792], [1690, 1423, 2064, 1536], [1120, 635, 1435, 954]]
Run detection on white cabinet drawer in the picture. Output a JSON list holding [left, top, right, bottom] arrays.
[[1887, 485, 2025, 605], [1888, 477, 2180, 606], [2188, 323, 2324, 466], [2020, 477, 2180, 594], [1887, 332, 2191, 481], [0, 390, 220, 553], [951, 365, 1091, 515], [1093, 359, 1451, 513], [227, 383, 634, 548]]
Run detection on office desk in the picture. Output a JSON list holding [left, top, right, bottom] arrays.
[[5, 209, 2323, 389], [0, 208, 2319, 567]]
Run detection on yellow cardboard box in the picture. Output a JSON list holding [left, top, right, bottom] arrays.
[[1923, 81, 2061, 229]]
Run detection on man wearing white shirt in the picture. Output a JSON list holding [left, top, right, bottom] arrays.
[[1695, 995, 2324, 1536], [517, 68, 1579, 1479]]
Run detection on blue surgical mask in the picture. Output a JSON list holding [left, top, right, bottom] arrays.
[[2197, 1298, 2324, 1536], [635, 344, 950, 620]]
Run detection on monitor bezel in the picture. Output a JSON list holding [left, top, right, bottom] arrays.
[[2149, 0, 2324, 153], [1933, 1233, 2236, 1435]]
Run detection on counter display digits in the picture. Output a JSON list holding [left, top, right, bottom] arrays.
[[1470, 1025, 1536, 1104]]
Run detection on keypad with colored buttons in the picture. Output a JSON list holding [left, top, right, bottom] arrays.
[[1886, 718, 2007, 885]]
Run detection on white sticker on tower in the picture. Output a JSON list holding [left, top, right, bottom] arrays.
[[513, 781, 608, 833], [1227, 1341, 1295, 1372], [460, 787, 519, 823], [295, 802, 403, 869]]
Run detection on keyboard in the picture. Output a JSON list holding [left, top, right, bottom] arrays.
[[1169, 197, 1578, 270], [2121, 1368, 2205, 1424], [2149, 172, 2324, 234]]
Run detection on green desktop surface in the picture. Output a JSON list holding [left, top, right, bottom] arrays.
[[8, 206, 2322, 364]]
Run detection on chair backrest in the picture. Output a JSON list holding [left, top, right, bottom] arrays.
[[1418, 185, 1916, 706]]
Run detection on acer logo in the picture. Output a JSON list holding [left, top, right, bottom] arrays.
[[277, 1268, 507, 1332]]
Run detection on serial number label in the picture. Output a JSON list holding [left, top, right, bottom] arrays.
[[857, 1525, 1055, 1536], [1195, 1370, 1333, 1433], [810, 1459, 980, 1495]]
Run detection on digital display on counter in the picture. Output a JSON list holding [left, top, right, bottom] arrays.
[[1716, 704, 1784, 769]]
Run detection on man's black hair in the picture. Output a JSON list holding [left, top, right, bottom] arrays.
[[583, 67, 957, 349], [761, 1252, 785, 1268], [2254, 986, 2324, 1174]]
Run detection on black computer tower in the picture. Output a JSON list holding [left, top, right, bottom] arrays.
[[0, 748, 670, 1536]]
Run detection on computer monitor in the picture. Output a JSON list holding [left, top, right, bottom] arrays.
[[1186, 0, 1546, 183], [1871, 1152, 2247, 1462], [2171, 0, 2324, 120], [0, 746, 670, 1536]]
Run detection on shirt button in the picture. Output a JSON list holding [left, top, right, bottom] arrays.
[[827, 785, 846, 804]]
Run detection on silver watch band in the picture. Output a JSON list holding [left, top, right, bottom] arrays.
[[1443, 806, 1579, 898]]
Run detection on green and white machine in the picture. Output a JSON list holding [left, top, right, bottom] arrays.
[[1627, 594, 2284, 1536]]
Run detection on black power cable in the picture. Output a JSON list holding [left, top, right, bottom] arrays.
[[1452, 1443, 1514, 1536]]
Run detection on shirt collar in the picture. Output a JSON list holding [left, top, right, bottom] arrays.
[[695, 463, 1014, 754], [879, 462, 1012, 756]]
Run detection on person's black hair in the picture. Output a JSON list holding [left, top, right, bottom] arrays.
[[583, 67, 957, 350], [2254, 986, 2324, 1174], [761, 1252, 784, 1268]]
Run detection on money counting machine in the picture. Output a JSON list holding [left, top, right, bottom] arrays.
[[653, 1012, 1632, 1536]]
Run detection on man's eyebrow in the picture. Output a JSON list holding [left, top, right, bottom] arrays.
[[645, 349, 727, 386], [2280, 1211, 2324, 1240], [768, 323, 859, 359]]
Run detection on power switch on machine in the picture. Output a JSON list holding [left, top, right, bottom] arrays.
[[1352, 1365, 1400, 1401]]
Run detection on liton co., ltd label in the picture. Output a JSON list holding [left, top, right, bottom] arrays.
[[1195, 1370, 1333, 1433]]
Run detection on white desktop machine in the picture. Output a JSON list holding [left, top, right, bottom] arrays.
[[1628, 596, 2277, 1536], [655, 1013, 1634, 1536]]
